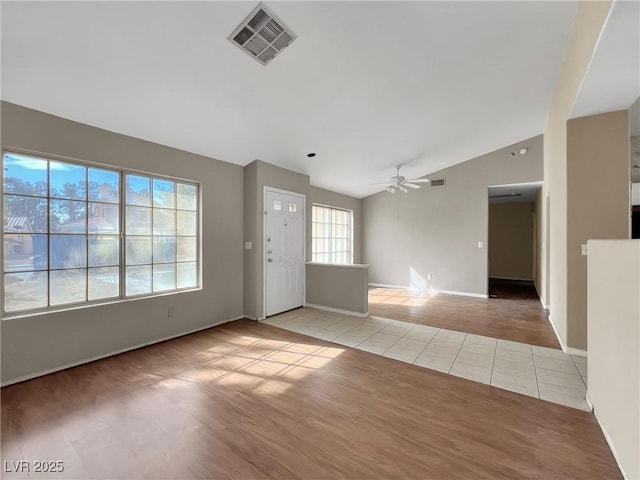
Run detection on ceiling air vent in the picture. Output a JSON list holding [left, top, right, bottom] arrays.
[[430, 178, 446, 187], [228, 3, 297, 66]]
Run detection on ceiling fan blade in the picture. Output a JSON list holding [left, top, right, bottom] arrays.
[[406, 178, 430, 183], [404, 183, 421, 189]]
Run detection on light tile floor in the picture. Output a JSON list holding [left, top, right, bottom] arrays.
[[262, 308, 590, 411]]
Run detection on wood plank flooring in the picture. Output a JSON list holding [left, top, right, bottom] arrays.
[[369, 280, 560, 348], [2, 320, 620, 479]]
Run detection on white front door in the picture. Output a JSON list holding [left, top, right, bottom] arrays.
[[264, 188, 305, 317]]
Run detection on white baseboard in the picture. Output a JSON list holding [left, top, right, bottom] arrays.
[[1, 315, 244, 387], [368, 283, 488, 299], [304, 303, 369, 318], [539, 297, 548, 310], [564, 346, 588, 357], [547, 314, 588, 357], [244, 315, 258, 321], [589, 397, 629, 480]]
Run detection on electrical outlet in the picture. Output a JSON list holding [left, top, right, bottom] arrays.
[[477, 241, 484, 249], [168, 306, 176, 318], [427, 274, 432, 280], [581, 244, 588, 256]]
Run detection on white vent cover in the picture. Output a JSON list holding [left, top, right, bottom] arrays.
[[228, 3, 296, 66], [430, 178, 446, 187]]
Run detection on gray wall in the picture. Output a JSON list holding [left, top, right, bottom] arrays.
[[488, 203, 534, 281], [566, 110, 630, 349], [243, 161, 363, 320], [1, 101, 244, 384], [363, 135, 543, 296], [306, 264, 369, 314]]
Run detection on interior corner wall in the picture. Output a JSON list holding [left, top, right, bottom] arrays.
[[242, 163, 364, 320], [543, 0, 613, 350], [488, 203, 534, 281], [1, 101, 244, 384], [242, 160, 310, 320], [362, 135, 543, 296], [567, 110, 630, 349]]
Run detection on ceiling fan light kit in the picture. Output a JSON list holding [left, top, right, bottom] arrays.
[[376, 165, 430, 194]]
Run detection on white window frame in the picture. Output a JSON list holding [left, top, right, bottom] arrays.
[[311, 203, 354, 265], [1, 150, 201, 318]]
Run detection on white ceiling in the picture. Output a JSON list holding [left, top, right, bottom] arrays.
[[571, 0, 640, 120], [1, 1, 577, 198]]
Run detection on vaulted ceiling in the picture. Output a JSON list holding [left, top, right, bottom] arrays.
[[1, 1, 578, 197]]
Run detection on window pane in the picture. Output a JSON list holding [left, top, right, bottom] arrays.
[[177, 262, 197, 288], [126, 206, 151, 235], [89, 168, 119, 203], [4, 234, 48, 272], [4, 196, 48, 233], [88, 203, 119, 234], [89, 235, 119, 267], [50, 162, 86, 200], [4, 271, 48, 311], [177, 210, 197, 236], [50, 269, 87, 305], [126, 265, 152, 296], [126, 236, 152, 265], [177, 237, 196, 262], [51, 200, 86, 233], [153, 263, 176, 292], [153, 237, 176, 263], [176, 183, 197, 210], [88, 267, 119, 300], [126, 175, 151, 206], [3, 154, 48, 197], [153, 179, 175, 208], [153, 209, 175, 236], [50, 235, 87, 269]]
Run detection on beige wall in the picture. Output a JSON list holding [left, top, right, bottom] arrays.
[[1, 101, 245, 384], [363, 135, 542, 296], [306, 264, 369, 315], [243, 161, 363, 319], [542, 0, 613, 349], [488, 203, 534, 281], [567, 110, 630, 349], [587, 239, 640, 480]]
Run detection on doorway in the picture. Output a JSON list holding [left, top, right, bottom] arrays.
[[263, 187, 305, 317], [487, 182, 541, 298]]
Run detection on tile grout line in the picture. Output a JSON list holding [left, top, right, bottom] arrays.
[[445, 333, 467, 374], [531, 349, 542, 399]]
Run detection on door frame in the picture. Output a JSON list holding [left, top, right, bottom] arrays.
[[262, 186, 306, 319]]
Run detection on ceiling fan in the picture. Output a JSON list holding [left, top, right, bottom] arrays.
[[371, 165, 430, 194]]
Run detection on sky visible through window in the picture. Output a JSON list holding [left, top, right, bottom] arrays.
[[3, 153, 198, 313]]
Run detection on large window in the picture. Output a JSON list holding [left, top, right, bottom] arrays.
[[311, 204, 353, 264], [2, 152, 199, 314]]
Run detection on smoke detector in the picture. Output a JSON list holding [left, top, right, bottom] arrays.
[[228, 3, 297, 66]]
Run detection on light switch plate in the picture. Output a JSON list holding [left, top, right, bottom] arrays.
[[245, 241, 252, 250], [581, 244, 588, 256], [477, 241, 484, 249]]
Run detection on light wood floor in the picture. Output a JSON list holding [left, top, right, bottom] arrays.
[[2, 320, 620, 479], [369, 280, 560, 348]]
